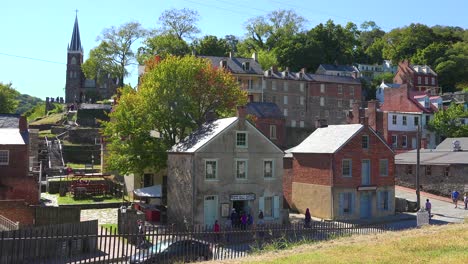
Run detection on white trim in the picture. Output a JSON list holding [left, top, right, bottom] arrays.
[[342, 159, 352, 177], [204, 159, 218, 181], [0, 150, 9, 165], [263, 159, 275, 179], [235, 159, 248, 180], [235, 131, 248, 148]]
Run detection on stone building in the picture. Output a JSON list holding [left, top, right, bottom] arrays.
[[65, 15, 118, 103], [167, 107, 285, 227], [395, 138, 468, 197], [284, 122, 395, 220]]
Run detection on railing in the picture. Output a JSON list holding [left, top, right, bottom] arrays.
[[0, 221, 391, 263], [0, 215, 19, 231]]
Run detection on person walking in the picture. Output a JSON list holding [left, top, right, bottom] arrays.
[[425, 199, 432, 219], [213, 220, 220, 242], [464, 193, 468, 210], [304, 208, 311, 228], [451, 190, 460, 208]]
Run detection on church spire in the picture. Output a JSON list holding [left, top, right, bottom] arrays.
[[68, 13, 83, 52]]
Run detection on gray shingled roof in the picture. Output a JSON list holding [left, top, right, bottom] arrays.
[[0, 114, 19, 128], [200, 56, 263, 75], [264, 70, 361, 84], [80, 104, 112, 110], [319, 64, 358, 72], [246, 102, 284, 119], [395, 149, 468, 165]]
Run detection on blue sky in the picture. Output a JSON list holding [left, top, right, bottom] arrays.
[[0, 0, 466, 100]]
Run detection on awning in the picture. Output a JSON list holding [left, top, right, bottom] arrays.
[[133, 185, 162, 198]]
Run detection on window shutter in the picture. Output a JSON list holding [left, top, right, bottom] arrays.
[[377, 191, 382, 211], [339, 193, 344, 216], [259, 197, 265, 213], [351, 193, 356, 215], [389, 190, 394, 212], [273, 196, 280, 219]]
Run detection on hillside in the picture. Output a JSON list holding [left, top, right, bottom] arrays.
[[15, 93, 43, 115], [209, 223, 468, 264]]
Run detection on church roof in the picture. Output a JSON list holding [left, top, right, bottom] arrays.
[[68, 15, 83, 52]]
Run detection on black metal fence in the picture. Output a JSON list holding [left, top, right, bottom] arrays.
[[0, 221, 391, 263]]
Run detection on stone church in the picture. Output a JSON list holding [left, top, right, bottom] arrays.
[[65, 15, 118, 103]]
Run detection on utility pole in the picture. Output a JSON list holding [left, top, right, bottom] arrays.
[[416, 124, 421, 209]]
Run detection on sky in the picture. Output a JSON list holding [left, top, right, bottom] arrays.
[[0, 0, 466, 100]]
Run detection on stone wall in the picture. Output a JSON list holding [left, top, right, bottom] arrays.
[[68, 128, 101, 145], [0, 200, 35, 226]]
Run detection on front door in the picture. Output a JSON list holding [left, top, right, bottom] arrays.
[[361, 160, 371, 185], [204, 195, 218, 226], [412, 137, 417, 149], [360, 192, 372, 219]]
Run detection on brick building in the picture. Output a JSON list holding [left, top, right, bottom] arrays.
[[284, 123, 395, 220], [395, 137, 468, 197], [393, 60, 440, 95], [349, 84, 440, 151], [0, 114, 39, 206], [245, 102, 286, 149], [65, 15, 118, 103]]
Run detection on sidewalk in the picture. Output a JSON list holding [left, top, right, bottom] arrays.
[[395, 185, 463, 205]]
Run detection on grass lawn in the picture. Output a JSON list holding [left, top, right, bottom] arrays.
[[57, 194, 124, 205], [29, 113, 64, 125], [216, 223, 468, 264], [38, 129, 56, 138]]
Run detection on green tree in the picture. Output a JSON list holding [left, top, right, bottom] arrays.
[[137, 33, 190, 64], [435, 42, 468, 92], [0, 82, 20, 113], [158, 8, 200, 40], [428, 103, 468, 137], [82, 21, 147, 86], [192, 35, 231, 56]]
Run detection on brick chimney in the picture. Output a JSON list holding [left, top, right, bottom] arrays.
[[421, 137, 428, 149], [252, 52, 258, 62], [367, 100, 377, 130], [351, 102, 360, 124], [19, 116, 28, 133], [229, 51, 235, 58]]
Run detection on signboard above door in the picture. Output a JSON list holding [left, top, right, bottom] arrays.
[[230, 193, 256, 201]]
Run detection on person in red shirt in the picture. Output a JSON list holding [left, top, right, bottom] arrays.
[[213, 220, 220, 242]]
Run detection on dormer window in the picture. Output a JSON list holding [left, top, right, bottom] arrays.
[[242, 62, 250, 71]]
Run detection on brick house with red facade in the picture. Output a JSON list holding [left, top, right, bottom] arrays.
[[394, 60, 439, 95], [0, 114, 39, 225], [284, 123, 395, 220], [246, 102, 286, 149]]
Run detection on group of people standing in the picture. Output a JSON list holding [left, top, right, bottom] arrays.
[[451, 190, 468, 209], [227, 209, 263, 230]]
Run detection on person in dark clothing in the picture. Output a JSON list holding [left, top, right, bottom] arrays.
[[230, 209, 238, 228], [240, 212, 247, 230], [247, 213, 253, 228], [304, 208, 311, 228]]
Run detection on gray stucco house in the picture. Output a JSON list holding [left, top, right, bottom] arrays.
[[167, 107, 285, 227]]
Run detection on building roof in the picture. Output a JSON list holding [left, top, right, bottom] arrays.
[[68, 15, 83, 52], [395, 149, 468, 165], [264, 70, 361, 84], [318, 64, 357, 72], [246, 102, 284, 119], [436, 137, 468, 151], [0, 128, 27, 145], [200, 56, 263, 75], [169, 117, 238, 153], [411, 65, 436, 76], [287, 124, 364, 154], [379, 82, 401, 89], [0, 114, 20, 128], [80, 103, 112, 110]]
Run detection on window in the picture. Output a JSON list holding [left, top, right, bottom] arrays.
[[260, 196, 279, 218], [283, 81, 288, 91], [414, 116, 419, 126], [402, 135, 407, 148], [425, 77, 428, 85], [69, 71, 73, 78], [444, 167, 450, 177], [350, 87, 355, 97], [337, 99, 342, 108], [143, 174, 154, 187], [299, 82, 305, 92], [402, 116, 407, 126], [300, 121, 304, 128], [418, 76, 421, 84], [236, 160, 248, 179], [205, 160, 217, 180], [269, 125, 277, 139], [300, 96, 305, 105], [272, 80, 277, 90], [320, 84, 325, 93], [426, 166, 431, 176], [406, 165, 413, 175], [264, 197, 273, 217], [342, 159, 352, 177], [340, 192, 353, 214], [379, 191, 390, 211], [338, 85, 343, 95], [291, 120, 296, 127], [236, 132, 247, 147], [425, 115, 430, 125], [431, 77, 435, 85], [392, 115, 397, 125], [283, 108, 288, 116], [392, 135, 398, 148], [248, 79, 253, 89], [362, 135, 369, 149], [283, 96, 288, 105], [271, 95, 276, 104], [320, 97, 325, 106], [379, 159, 388, 176], [324, 110, 329, 117], [264, 160, 274, 178], [242, 62, 250, 71], [349, 99, 354, 107], [0, 150, 9, 165]]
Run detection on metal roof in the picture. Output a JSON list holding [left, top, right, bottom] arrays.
[[318, 64, 358, 72], [200, 56, 263, 75], [436, 137, 468, 151], [0, 128, 27, 145], [246, 102, 284, 119], [395, 149, 468, 165]]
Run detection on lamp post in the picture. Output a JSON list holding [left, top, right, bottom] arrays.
[[416, 124, 421, 210]]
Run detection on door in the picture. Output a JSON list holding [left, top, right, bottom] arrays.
[[411, 137, 417, 149], [361, 160, 371, 185], [360, 192, 372, 219], [204, 195, 218, 226]]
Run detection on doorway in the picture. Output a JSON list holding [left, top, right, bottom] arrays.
[[361, 160, 371, 185], [204, 195, 218, 226], [232, 200, 249, 215], [360, 192, 372, 219]]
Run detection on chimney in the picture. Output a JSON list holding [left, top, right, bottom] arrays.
[[360, 116, 369, 126], [19, 116, 28, 133], [229, 51, 235, 58], [367, 100, 377, 130], [252, 52, 258, 62], [205, 111, 217, 122], [351, 102, 360, 124], [237, 105, 247, 120], [315, 118, 328, 128]]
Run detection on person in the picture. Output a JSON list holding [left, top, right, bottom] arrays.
[[137, 219, 148, 249], [247, 213, 253, 228], [213, 220, 220, 242], [304, 208, 311, 228], [425, 199, 432, 219], [240, 212, 247, 230], [66, 165, 73, 176], [451, 190, 460, 208], [258, 210, 264, 225], [464, 193, 468, 210], [230, 209, 238, 228]]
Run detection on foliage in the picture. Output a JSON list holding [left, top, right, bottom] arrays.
[[158, 8, 200, 40], [428, 103, 468, 137], [102, 56, 247, 176], [15, 93, 43, 115], [192, 35, 231, 57], [0, 82, 20, 113], [137, 33, 190, 63], [57, 194, 122, 205], [24, 102, 46, 122]]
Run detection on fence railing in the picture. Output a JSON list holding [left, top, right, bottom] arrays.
[[0, 215, 19, 232], [0, 221, 391, 263]]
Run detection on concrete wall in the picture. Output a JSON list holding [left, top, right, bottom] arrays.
[[167, 154, 194, 227], [292, 182, 332, 219]]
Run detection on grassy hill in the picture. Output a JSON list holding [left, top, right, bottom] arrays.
[[210, 223, 468, 264], [15, 93, 43, 115]]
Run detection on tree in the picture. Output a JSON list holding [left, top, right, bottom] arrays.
[[192, 35, 231, 56], [428, 103, 468, 137], [158, 8, 200, 40], [0, 82, 20, 113], [82, 21, 147, 86], [101, 56, 247, 175], [137, 33, 190, 64]]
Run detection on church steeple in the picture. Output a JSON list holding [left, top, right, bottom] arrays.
[[68, 14, 83, 52]]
